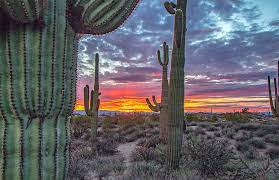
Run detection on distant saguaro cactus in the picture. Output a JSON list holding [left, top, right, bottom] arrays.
[[268, 61, 279, 117], [146, 42, 169, 142], [84, 53, 101, 145], [165, 0, 187, 169], [0, 1, 140, 179]]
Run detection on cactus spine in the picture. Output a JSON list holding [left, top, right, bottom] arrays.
[[165, 0, 187, 169], [146, 42, 169, 142], [268, 61, 279, 117], [84, 53, 101, 145], [0, 0, 139, 179]]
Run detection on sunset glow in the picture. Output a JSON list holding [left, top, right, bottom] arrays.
[[75, 0, 278, 113]]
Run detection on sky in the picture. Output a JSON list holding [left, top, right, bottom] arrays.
[[75, 0, 279, 113]]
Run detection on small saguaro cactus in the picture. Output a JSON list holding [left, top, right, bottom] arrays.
[[164, 0, 187, 170], [0, 0, 140, 179], [84, 53, 101, 144], [268, 61, 279, 117], [146, 42, 169, 142]]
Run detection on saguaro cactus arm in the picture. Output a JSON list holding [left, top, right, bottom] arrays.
[[69, 0, 140, 34], [268, 76, 276, 114], [146, 96, 160, 112], [0, 0, 44, 23], [164, 2, 176, 14], [157, 42, 170, 66]]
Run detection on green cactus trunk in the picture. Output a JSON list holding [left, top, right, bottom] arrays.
[[159, 43, 169, 142], [268, 61, 279, 117], [84, 53, 101, 148], [146, 42, 169, 142], [0, 0, 140, 179], [166, 0, 187, 169], [0, 1, 77, 179]]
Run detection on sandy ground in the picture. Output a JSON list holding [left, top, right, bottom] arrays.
[[117, 140, 138, 175]]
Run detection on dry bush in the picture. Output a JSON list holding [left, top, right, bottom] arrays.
[[71, 115, 91, 139], [186, 136, 234, 177]]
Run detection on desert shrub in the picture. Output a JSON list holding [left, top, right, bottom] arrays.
[[267, 148, 279, 160], [69, 146, 125, 179], [206, 135, 213, 140], [185, 114, 201, 122], [194, 127, 206, 135], [248, 138, 267, 149], [236, 141, 251, 153], [199, 122, 210, 128], [214, 122, 222, 127], [125, 130, 145, 142], [206, 125, 218, 132], [131, 146, 156, 162], [102, 116, 114, 130], [237, 123, 260, 131], [236, 131, 253, 142], [94, 156, 125, 178], [71, 115, 91, 139], [96, 138, 118, 155], [226, 131, 235, 139], [244, 147, 259, 160], [264, 134, 279, 146], [209, 115, 218, 122], [186, 136, 233, 177], [261, 124, 279, 134], [214, 132, 221, 137], [224, 113, 250, 123], [184, 128, 195, 135], [143, 136, 161, 148], [255, 127, 270, 137]]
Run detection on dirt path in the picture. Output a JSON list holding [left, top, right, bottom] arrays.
[[117, 140, 138, 175]]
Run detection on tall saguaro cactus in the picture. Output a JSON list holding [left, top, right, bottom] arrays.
[[146, 42, 169, 142], [165, 0, 187, 169], [0, 0, 140, 179], [268, 61, 279, 117], [84, 53, 101, 145]]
